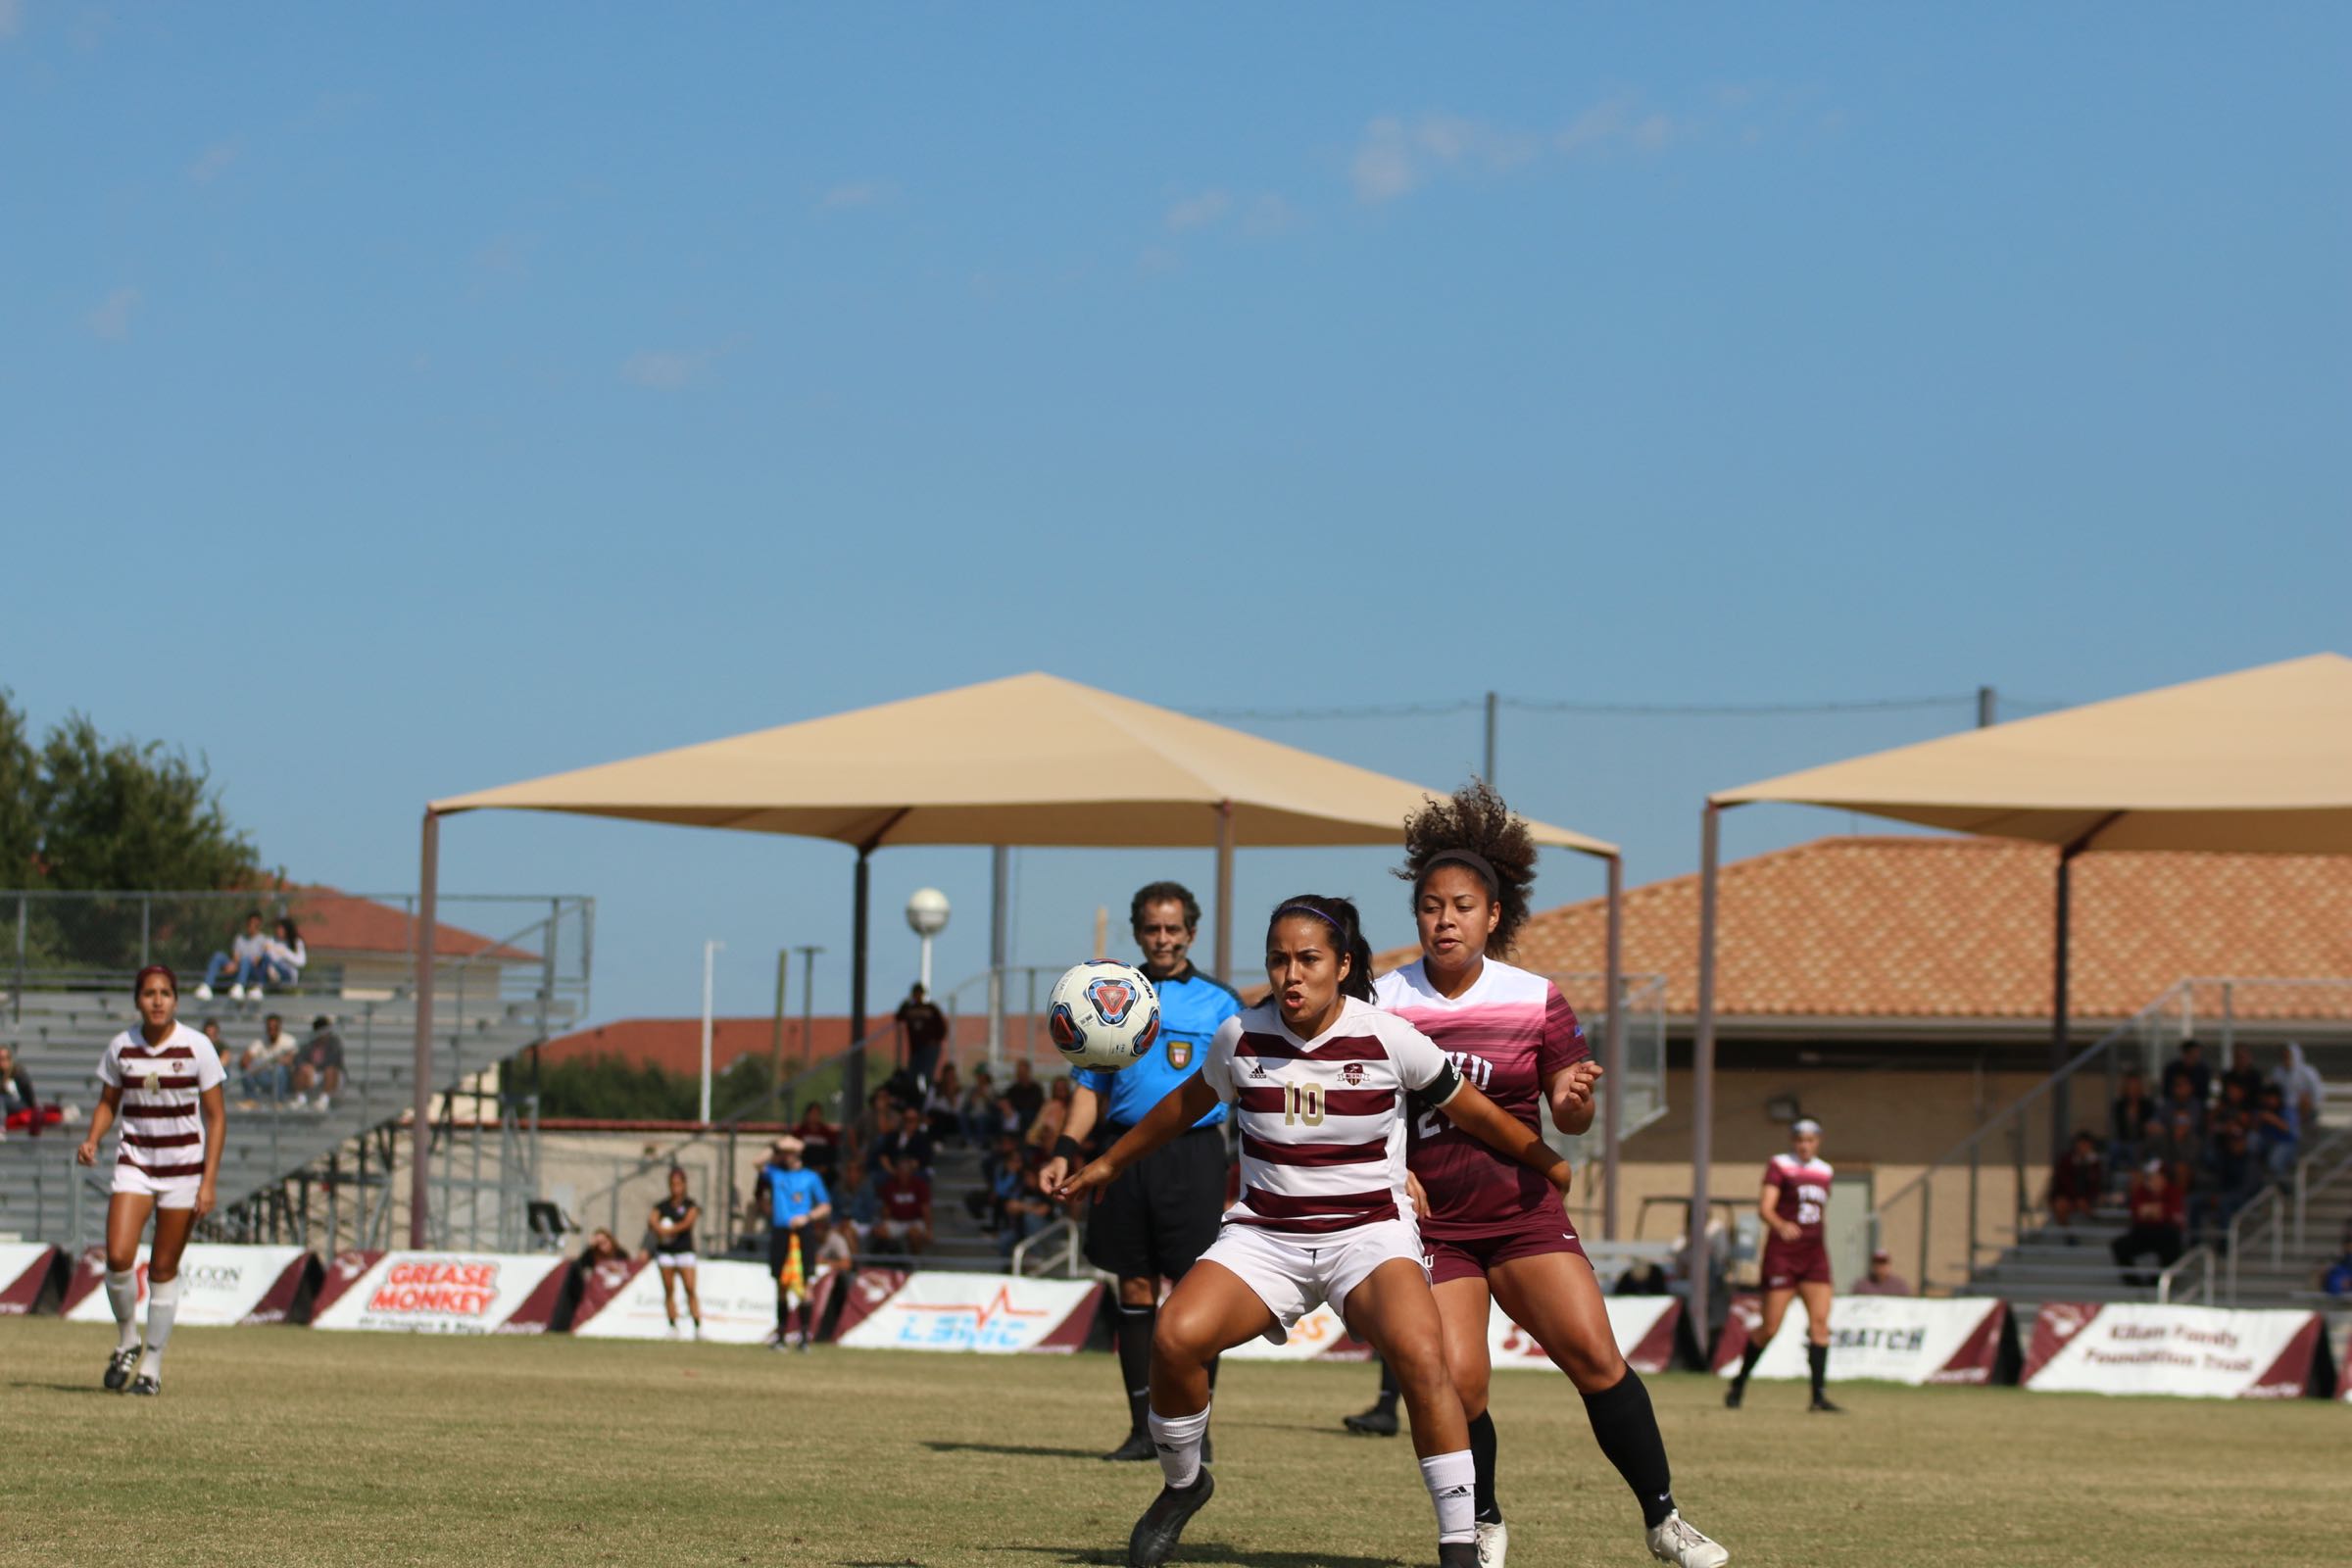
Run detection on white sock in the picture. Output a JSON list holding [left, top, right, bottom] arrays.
[[139, 1277, 183, 1378], [1147, 1404, 1211, 1491], [1420, 1450, 1476, 1545], [106, 1270, 141, 1352]]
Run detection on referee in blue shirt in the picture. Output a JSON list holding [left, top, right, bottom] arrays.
[[1038, 880, 1242, 1462]]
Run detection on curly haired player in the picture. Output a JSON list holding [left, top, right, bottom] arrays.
[[1349, 782, 1727, 1568]]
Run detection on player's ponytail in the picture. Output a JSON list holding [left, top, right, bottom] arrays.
[[1268, 894, 1376, 1003]]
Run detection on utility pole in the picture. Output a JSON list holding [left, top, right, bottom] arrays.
[[769, 948, 789, 1116], [698, 939, 724, 1125], [1482, 690, 1498, 785], [1977, 685, 1997, 728], [794, 945, 823, 1071]]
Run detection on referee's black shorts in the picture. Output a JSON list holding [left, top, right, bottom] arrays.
[[766, 1224, 802, 1277], [1083, 1123, 1227, 1283]]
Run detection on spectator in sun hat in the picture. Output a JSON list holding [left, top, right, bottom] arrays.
[[1848, 1250, 1912, 1298]]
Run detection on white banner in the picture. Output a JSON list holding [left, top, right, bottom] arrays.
[[834, 1271, 1100, 1354], [65, 1245, 309, 1327], [1494, 1296, 1683, 1375], [2024, 1302, 2324, 1400], [1714, 1295, 2008, 1386], [573, 1259, 801, 1344], [311, 1251, 566, 1336]]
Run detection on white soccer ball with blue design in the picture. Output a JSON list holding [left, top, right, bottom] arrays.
[[1048, 960, 1161, 1072]]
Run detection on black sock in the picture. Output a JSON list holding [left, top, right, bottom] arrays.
[[1807, 1343, 1829, 1402], [1583, 1370, 1675, 1530], [1115, 1304, 1155, 1437], [1375, 1355, 1399, 1410], [777, 1293, 792, 1331], [1732, 1343, 1763, 1391], [799, 1298, 817, 1339], [1467, 1409, 1501, 1524]]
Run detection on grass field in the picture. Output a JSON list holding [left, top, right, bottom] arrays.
[[6, 1318, 2338, 1568]]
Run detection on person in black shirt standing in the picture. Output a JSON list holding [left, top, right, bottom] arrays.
[[649, 1166, 703, 1340], [895, 983, 950, 1095]]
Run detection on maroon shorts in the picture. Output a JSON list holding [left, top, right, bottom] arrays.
[[1760, 1237, 1831, 1290], [1421, 1209, 1588, 1287]]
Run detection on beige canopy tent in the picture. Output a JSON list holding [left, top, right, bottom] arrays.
[[410, 672, 1624, 1244], [1685, 652, 2352, 1333]]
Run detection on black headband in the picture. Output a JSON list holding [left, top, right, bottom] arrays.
[[1273, 903, 1348, 935], [1418, 849, 1498, 894]]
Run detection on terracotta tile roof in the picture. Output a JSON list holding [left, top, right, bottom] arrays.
[[1373, 836, 2352, 1022], [286, 887, 538, 962]]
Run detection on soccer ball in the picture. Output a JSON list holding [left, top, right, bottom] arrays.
[[1048, 960, 1160, 1072]]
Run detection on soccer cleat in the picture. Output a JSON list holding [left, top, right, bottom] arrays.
[[104, 1347, 140, 1392], [1721, 1382, 1744, 1409], [1808, 1396, 1843, 1414], [1440, 1543, 1480, 1568], [794, 1332, 811, 1353], [1128, 1469, 1214, 1568], [1344, 1400, 1400, 1437], [1102, 1430, 1158, 1462], [1645, 1510, 1729, 1568], [127, 1374, 162, 1397], [1475, 1518, 1508, 1568]]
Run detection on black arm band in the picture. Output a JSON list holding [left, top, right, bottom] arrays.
[[1054, 1136, 1084, 1164], [1425, 1060, 1466, 1107]]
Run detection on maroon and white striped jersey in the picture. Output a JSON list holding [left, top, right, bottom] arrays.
[[1200, 998, 1463, 1237], [1378, 957, 1589, 1237], [97, 1023, 223, 1183]]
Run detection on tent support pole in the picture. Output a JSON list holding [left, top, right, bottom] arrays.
[[409, 808, 440, 1249], [1688, 802, 1723, 1348], [848, 845, 872, 1115], [1601, 852, 1625, 1242], [1212, 800, 1235, 984], [988, 846, 1009, 1071], [2048, 815, 2117, 1161]]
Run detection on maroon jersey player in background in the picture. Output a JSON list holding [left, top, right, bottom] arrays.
[[1346, 783, 1728, 1568], [1724, 1117, 1842, 1412]]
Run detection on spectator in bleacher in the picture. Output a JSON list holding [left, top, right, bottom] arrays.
[[2273, 1043, 2325, 1132], [291, 1016, 343, 1111], [871, 1101, 934, 1177], [2250, 1084, 2300, 1182], [2220, 1044, 2266, 1108], [198, 910, 274, 1001], [972, 1128, 1028, 1233], [2161, 1039, 2211, 1106], [925, 1061, 963, 1146], [1848, 1250, 1913, 1297], [833, 1156, 881, 1238], [2321, 1221, 2352, 1299], [2044, 1130, 2107, 1233], [849, 1086, 901, 1179], [2192, 1117, 2261, 1244], [2108, 1070, 2155, 1175], [997, 1153, 1054, 1260], [581, 1227, 630, 1267], [0, 1044, 38, 1136], [265, 917, 307, 990], [2110, 1159, 2186, 1284], [1022, 1074, 1074, 1154], [1004, 1057, 1045, 1131], [792, 1101, 842, 1182], [894, 983, 950, 1093], [236, 1015, 298, 1104], [874, 1152, 932, 1255], [2157, 1070, 2206, 1148], [958, 1065, 999, 1146]]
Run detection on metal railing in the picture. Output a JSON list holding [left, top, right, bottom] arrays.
[[2157, 1245, 2214, 1305], [1870, 977, 2352, 1296], [1008, 1216, 1082, 1278]]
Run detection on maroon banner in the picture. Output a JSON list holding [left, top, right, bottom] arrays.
[[0, 1244, 58, 1315]]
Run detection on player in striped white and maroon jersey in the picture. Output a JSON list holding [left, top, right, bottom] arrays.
[[1348, 784, 1725, 1568], [75, 964, 226, 1396], [1055, 895, 1574, 1568]]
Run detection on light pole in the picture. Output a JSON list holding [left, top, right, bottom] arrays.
[[699, 938, 724, 1125], [906, 888, 951, 992]]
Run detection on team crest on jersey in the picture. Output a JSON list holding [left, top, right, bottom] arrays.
[[1341, 1062, 1365, 1087], [1086, 977, 1138, 1025], [1165, 1038, 1191, 1069]]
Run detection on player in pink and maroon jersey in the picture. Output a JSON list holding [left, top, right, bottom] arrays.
[[1349, 783, 1726, 1568], [1724, 1118, 1841, 1413]]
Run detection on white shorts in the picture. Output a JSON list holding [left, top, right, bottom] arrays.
[[875, 1218, 924, 1241], [655, 1253, 697, 1272], [1200, 1216, 1425, 1345], [113, 1163, 200, 1209]]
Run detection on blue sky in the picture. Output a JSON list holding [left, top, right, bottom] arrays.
[[4, 4, 2345, 1026]]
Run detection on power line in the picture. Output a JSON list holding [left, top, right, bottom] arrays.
[[1189, 692, 2019, 723]]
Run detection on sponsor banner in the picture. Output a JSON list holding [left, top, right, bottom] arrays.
[[62, 1245, 311, 1326], [310, 1250, 567, 1336], [2023, 1301, 2325, 1400], [1494, 1296, 1684, 1376], [834, 1270, 1102, 1354], [574, 1258, 840, 1345], [0, 1243, 58, 1315], [1712, 1294, 2006, 1387], [1222, 1303, 1373, 1361]]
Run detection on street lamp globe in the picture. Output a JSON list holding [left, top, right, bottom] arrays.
[[906, 888, 951, 937]]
